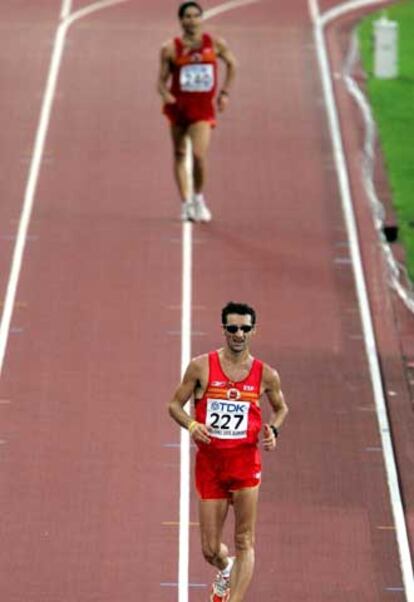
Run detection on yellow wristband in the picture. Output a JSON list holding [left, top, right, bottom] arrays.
[[188, 420, 198, 434]]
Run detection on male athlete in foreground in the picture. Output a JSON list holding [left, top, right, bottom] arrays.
[[157, 1, 236, 222], [168, 302, 289, 602]]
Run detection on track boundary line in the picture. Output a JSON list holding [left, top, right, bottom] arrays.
[[309, 0, 414, 599], [0, 0, 130, 377], [343, 32, 414, 312]]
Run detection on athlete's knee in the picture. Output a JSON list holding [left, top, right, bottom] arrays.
[[234, 529, 255, 553], [174, 148, 187, 162], [192, 151, 206, 167]]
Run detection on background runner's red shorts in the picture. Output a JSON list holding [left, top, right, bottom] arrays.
[[195, 445, 261, 500], [163, 100, 216, 127]]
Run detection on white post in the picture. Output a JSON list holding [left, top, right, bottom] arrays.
[[374, 16, 398, 79]]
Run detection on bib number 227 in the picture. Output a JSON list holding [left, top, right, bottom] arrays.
[[206, 399, 249, 440]]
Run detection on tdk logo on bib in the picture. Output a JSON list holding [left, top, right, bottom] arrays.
[[211, 401, 247, 413]]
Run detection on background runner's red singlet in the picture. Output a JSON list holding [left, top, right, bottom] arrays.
[[164, 33, 218, 126], [195, 351, 263, 450]]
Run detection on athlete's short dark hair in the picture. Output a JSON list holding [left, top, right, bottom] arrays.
[[178, 2, 203, 19], [221, 302, 256, 326]]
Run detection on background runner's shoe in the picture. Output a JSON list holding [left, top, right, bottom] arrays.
[[193, 197, 212, 222], [181, 200, 196, 221]]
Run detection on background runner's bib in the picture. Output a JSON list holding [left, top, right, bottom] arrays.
[[206, 399, 250, 439], [168, 34, 218, 123], [180, 64, 214, 92]]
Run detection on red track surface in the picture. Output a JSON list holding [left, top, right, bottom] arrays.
[[0, 1, 412, 601]]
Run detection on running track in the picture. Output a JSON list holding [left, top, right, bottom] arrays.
[[0, 1, 412, 601]]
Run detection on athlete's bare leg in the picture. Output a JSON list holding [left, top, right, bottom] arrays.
[[170, 124, 190, 201], [228, 487, 259, 602], [187, 121, 212, 194], [199, 498, 231, 571]]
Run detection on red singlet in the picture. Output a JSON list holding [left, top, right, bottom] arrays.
[[195, 351, 263, 450], [194, 351, 264, 499], [164, 33, 218, 127]]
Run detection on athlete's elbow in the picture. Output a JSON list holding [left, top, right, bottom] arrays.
[[167, 400, 175, 417], [229, 57, 238, 73], [168, 399, 180, 420]]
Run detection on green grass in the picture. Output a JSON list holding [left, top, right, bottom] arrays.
[[357, 1, 414, 279]]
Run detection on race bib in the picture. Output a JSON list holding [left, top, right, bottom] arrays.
[[206, 399, 250, 440], [180, 64, 214, 92]]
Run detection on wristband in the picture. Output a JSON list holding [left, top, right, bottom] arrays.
[[188, 420, 198, 434], [270, 425, 279, 438], [219, 89, 229, 97]]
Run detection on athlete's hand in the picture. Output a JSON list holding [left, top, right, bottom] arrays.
[[162, 92, 176, 105], [190, 422, 211, 445], [262, 424, 277, 451], [217, 92, 229, 112]]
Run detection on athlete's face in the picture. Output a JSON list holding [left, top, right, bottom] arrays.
[[180, 7, 203, 35], [223, 313, 255, 354]]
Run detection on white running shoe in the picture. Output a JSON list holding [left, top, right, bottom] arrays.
[[193, 196, 212, 223], [181, 200, 196, 221], [209, 557, 234, 601]]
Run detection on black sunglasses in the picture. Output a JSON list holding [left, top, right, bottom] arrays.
[[223, 324, 253, 334]]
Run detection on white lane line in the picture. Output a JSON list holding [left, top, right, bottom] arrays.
[[309, 1, 414, 600], [0, 5, 67, 378], [178, 218, 193, 602], [65, 0, 129, 27], [320, 0, 389, 26], [178, 135, 194, 602], [60, 0, 73, 20], [0, 0, 130, 379], [177, 3, 261, 600], [205, 0, 259, 19]]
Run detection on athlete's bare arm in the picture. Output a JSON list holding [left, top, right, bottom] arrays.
[[261, 364, 289, 451], [214, 36, 237, 112], [168, 356, 211, 445], [157, 41, 176, 104]]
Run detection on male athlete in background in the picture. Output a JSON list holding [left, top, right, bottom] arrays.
[[157, 1, 237, 222], [168, 302, 289, 602]]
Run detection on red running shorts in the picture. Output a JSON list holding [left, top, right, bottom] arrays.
[[163, 100, 216, 128], [195, 445, 261, 500]]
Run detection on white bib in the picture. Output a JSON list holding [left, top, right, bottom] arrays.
[[180, 64, 214, 92], [206, 399, 250, 440]]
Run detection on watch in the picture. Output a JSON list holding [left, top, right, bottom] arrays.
[[270, 425, 279, 438]]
